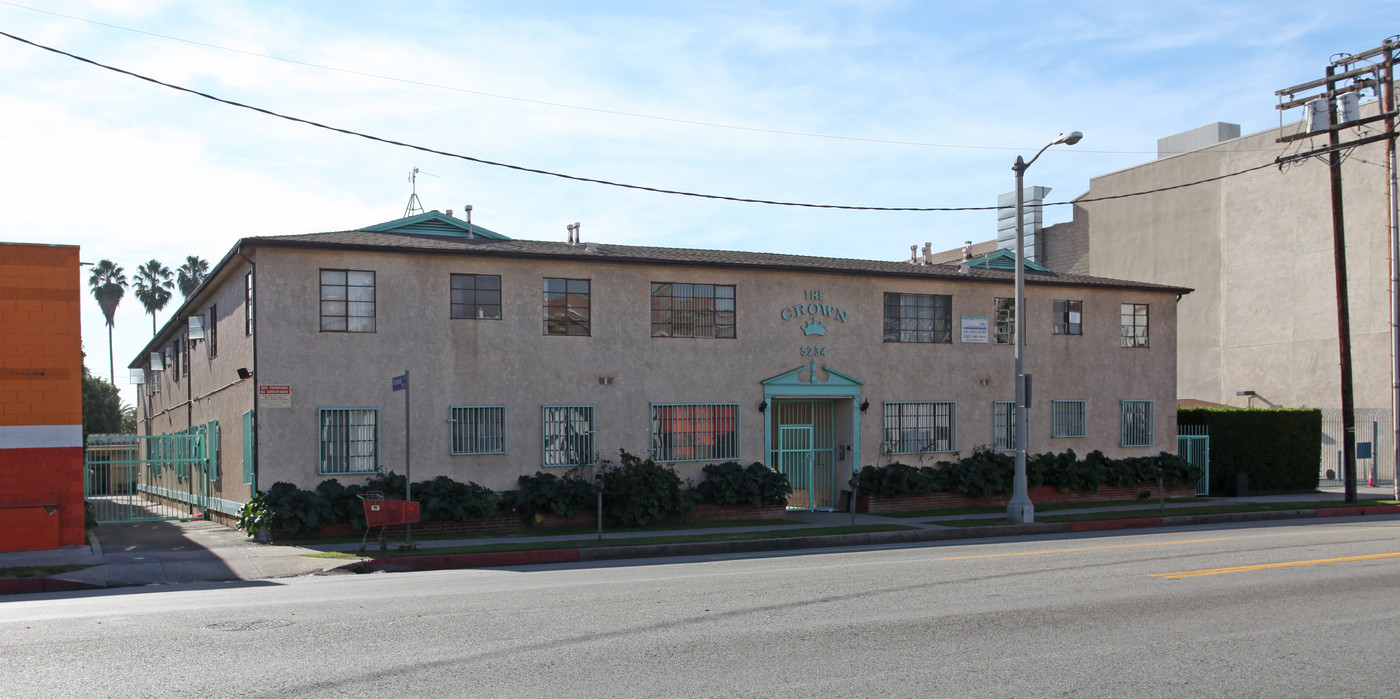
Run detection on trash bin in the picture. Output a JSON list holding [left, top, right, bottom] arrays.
[[1224, 471, 1249, 497]]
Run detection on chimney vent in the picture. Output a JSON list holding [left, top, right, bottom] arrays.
[[445, 209, 453, 218], [921, 242, 932, 265], [465, 205, 474, 239], [909, 245, 918, 264], [962, 241, 972, 262]]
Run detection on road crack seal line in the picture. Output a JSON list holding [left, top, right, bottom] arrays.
[[204, 619, 294, 632]]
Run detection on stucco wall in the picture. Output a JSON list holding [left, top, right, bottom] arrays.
[[248, 246, 1178, 494], [1076, 117, 1392, 411]]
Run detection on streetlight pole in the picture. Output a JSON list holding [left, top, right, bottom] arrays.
[[1008, 131, 1082, 524]]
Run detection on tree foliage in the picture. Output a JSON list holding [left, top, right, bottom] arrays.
[[176, 255, 209, 297], [86, 259, 127, 383], [134, 259, 175, 336]]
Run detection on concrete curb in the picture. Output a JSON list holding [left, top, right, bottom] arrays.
[[341, 505, 1400, 574]]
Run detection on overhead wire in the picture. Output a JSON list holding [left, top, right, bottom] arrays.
[[1, 29, 1295, 213]]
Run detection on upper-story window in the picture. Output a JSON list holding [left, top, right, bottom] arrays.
[[321, 270, 376, 333], [994, 298, 1016, 345], [883, 293, 951, 343], [245, 272, 254, 336], [208, 305, 218, 358], [543, 278, 590, 336], [451, 274, 502, 320], [1053, 300, 1082, 335], [1121, 303, 1148, 348], [651, 282, 735, 338]]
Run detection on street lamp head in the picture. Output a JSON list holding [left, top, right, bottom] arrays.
[[1056, 131, 1084, 146]]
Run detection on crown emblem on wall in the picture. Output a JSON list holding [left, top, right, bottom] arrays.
[[801, 319, 828, 336]]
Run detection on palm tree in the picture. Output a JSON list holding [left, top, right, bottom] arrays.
[[176, 255, 209, 298], [133, 259, 175, 336], [87, 260, 128, 384]]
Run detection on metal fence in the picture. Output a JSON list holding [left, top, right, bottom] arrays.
[[1320, 408, 1394, 487], [1176, 424, 1210, 496]]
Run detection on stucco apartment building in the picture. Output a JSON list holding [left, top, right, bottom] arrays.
[[131, 211, 1186, 520]]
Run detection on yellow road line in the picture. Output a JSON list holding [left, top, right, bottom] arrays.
[[938, 525, 1399, 562], [1152, 552, 1400, 579]]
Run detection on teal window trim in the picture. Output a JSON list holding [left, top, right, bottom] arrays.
[[207, 420, 221, 480], [242, 410, 255, 486], [542, 405, 595, 467], [1121, 400, 1154, 447], [318, 408, 380, 475], [993, 401, 1016, 451], [882, 401, 956, 454], [649, 403, 740, 462], [449, 405, 508, 455], [1051, 400, 1087, 438]]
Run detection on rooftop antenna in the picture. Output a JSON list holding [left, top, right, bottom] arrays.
[[403, 167, 438, 218]]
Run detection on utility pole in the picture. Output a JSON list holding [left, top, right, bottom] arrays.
[[1275, 39, 1399, 504]]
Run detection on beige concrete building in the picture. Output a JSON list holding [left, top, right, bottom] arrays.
[[131, 211, 1186, 519]]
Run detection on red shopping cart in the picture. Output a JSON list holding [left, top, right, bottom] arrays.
[[357, 492, 420, 552]]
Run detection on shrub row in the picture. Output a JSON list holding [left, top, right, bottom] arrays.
[[856, 447, 1202, 500], [237, 451, 791, 537]]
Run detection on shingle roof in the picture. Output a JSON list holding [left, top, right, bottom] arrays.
[[246, 228, 1191, 293]]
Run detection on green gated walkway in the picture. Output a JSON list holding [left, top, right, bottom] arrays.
[[1177, 424, 1210, 496], [85, 432, 212, 524]]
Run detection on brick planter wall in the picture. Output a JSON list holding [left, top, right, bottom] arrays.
[[283, 501, 787, 539], [857, 483, 1197, 515]]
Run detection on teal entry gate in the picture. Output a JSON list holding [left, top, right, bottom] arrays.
[[85, 431, 211, 523], [1176, 425, 1210, 496], [771, 399, 838, 510]]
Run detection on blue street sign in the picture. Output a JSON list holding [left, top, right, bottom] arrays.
[[392, 374, 408, 392], [1357, 442, 1372, 460]]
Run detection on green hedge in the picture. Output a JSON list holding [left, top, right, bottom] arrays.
[[1178, 407, 1321, 492], [857, 447, 1201, 500]]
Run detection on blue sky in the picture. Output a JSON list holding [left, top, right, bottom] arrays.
[[1, 0, 1392, 405]]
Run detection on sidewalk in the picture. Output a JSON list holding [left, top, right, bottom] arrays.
[[2, 485, 1395, 593]]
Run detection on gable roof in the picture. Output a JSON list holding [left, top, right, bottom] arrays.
[[964, 247, 1050, 272], [359, 210, 510, 240]]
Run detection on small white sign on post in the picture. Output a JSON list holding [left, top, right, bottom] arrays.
[[259, 384, 292, 409], [961, 315, 989, 344]]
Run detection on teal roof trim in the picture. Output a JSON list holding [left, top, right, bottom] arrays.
[[360, 211, 511, 240], [967, 248, 1049, 272], [762, 363, 864, 398]]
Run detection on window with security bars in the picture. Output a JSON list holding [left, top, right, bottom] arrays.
[[882, 293, 952, 343], [543, 405, 594, 466], [245, 272, 254, 336], [1120, 400, 1154, 447], [1052, 400, 1086, 438], [544, 278, 590, 336], [650, 403, 739, 462], [994, 298, 1016, 344], [1121, 303, 1148, 347], [451, 274, 502, 320], [651, 283, 736, 338], [449, 406, 507, 455], [882, 402, 956, 454], [320, 269, 376, 333], [1053, 299, 1082, 335], [993, 401, 1016, 451], [319, 408, 379, 474]]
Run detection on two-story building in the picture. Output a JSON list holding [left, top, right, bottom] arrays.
[[130, 211, 1188, 523]]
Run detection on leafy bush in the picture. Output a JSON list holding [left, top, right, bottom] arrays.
[[695, 461, 791, 508], [600, 450, 693, 526], [856, 447, 1202, 500], [502, 469, 597, 524], [414, 475, 499, 522], [256, 481, 335, 536]]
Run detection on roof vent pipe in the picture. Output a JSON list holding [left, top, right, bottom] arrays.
[[566, 223, 576, 245], [445, 209, 453, 217], [465, 205, 474, 239], [962, 241, 973, 262], [909, 245, 918, 264], [574, 222, 582, 246], [922, 242, 932, 265]]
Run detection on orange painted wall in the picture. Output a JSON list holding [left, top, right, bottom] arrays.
[[0, 243, 85, 550]]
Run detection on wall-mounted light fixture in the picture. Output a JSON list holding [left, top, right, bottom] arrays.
[[758, 400, 767, 413], [236, 367, 252, 380], [860, 400, 870, 413]]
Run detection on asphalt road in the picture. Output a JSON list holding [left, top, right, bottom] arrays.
[[4, 517, 1399, 697]]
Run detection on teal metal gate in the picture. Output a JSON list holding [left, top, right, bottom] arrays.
[[770, 400, 837, 510], [1176, 425, 1209, 496], [85, 431, 210, 523]]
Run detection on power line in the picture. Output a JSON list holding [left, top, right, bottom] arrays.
[[1, 29, 1288, 213]]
